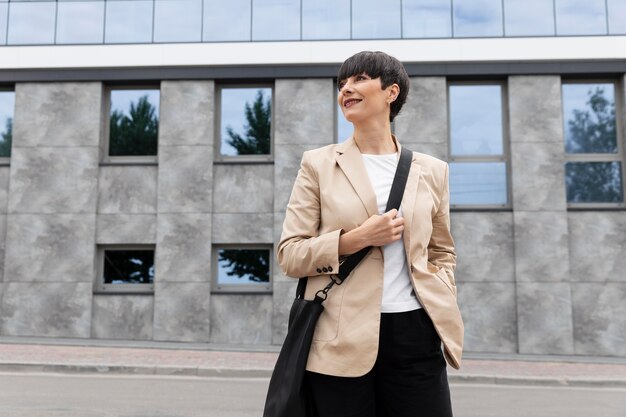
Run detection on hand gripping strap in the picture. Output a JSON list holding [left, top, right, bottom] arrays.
[[302, 146, 413, 302]]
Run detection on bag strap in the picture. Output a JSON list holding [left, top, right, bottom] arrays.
[[296, 146, 413, 302]]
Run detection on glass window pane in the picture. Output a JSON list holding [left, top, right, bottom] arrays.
[[217, 248, 270, 285], [56, 1, 104, 44], [220, 87, 272, 156], [104, 249, 155, 284], [302, 0, 350, 40], [252, 0, 300, 41], [0, 3, 7, 45], [566, 162, 623, 203], [450, 162, 508, 205], [0, 91, 15, 158], [337, 101, 352, 143], [402, 0, 452, 38], [562, 83, 617, 154], [154, 0, 202, 42], [504, 0, 555, 36], [109, 89, 160, 156], [203, 0, 251, 41], [105, 0, 153, 44], [556, 0, 607, 35], [449, 85, 503, 156], [608, 0, 626, 35], [453, 0, 503, 37], [352, 0, 401, 39], [7, 2, 56, 45]]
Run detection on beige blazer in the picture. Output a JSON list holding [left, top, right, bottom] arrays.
[[277, 136, 464, 377]]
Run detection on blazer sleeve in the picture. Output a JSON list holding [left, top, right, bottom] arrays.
[[277, 150, 342, 278], [427, 162, 457, 285]]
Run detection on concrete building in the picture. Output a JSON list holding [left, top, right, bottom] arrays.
[[0, 0, 625, 358]]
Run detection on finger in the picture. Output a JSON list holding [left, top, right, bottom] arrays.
[[384, 208, 398, 218]]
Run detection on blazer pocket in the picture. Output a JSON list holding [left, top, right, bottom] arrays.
[[431, 264, 456, 296]]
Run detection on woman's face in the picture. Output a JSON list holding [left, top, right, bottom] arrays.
[[337, 72, 398, 125]]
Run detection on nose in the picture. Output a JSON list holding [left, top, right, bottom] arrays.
[[339, 78, 354, 94]]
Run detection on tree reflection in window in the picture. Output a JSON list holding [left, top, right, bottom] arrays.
[[563, 84, 624, 203], [103, 250, 155, 284], [217, 248, 270, 284], [221, 88, 271, 156], [109, 90, 159, 156], [0, 91, 14, 157]]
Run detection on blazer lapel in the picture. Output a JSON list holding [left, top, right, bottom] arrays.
[[335, 137, 379, 218]]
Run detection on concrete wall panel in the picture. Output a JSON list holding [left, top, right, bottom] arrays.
[[153, 282, 211, 342], [157, 145, 213, 213], [13, 82, 102, 148], [451, 212, 514, 282], [209, 294, 273, 344], [568, 212, 626, 283], [4, 214, 96, 283], [96, 214, 156, 244], [0, 282, 92, 337], [155, 213, 212, 282], [97, 165, 157, 214], [159, 81, 214, 147], [517, 282, 574, 354], [572, 283, 626, 356], [213, 164, 273, 213], [92, 295, 153, 340], [272, 280, 299, 344], [8, 147, 98, 214], [457, 282, 517, 353], [212, 213, 273, 243]]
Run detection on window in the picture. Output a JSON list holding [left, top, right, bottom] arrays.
[[105, 0, 153, 44], [504, 0, 555, 36], [608, 0, 626, 35], [562, 81, 624, 206], [453, 0, 503, 37], [402, 0, 452, 38], [0, 89, 14, 159], [252, 0, 300, 41], [448, 82, 509, 208], [96, 246, 155, 293], [352, 0, 401, 39], [555, 0, 607, 35], [302, 0, 350, 40], [212, 245, 272, 292], [203, 0, 251, 41], [216, 85, 273, 161], [154, 0, 202, 43], [56, 1, 104, 44], [7, 1, 56, 45], [106, 87, 160, 161], [0, 3, 7, 45]]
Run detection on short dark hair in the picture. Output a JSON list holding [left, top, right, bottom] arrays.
[[337, 51, 410, 122]]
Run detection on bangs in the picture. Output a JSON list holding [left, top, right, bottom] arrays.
[[337, 51, 389, 86]]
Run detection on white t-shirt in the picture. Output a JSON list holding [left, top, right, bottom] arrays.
[[361, 152, 423, 313]]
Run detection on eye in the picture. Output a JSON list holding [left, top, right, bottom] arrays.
[[337, 81, 346, 91], [356, 74, 368, 81]]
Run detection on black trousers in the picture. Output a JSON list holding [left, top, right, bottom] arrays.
[[305, 308, 453, 417]]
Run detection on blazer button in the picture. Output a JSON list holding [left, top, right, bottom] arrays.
[[316, 268, 322, 273], [328, 266, 333, 272], [322, 267, 328, 273]]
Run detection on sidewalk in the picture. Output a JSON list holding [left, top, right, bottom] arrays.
[[1, 336, 626, 387]]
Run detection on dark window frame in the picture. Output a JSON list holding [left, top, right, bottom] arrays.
[[562, 78, 626, 209], [446, 80, 512, 210], [102, 84, 161, 165], [0, 86, 15, 164], [211, 244, 273, 293], [95, 244, 155, 294]]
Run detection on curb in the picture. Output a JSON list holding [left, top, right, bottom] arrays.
[[1, 363, 626, 388]]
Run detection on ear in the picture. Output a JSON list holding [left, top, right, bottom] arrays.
[[387, 83, 400, 103]]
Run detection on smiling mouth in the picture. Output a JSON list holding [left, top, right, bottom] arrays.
[[344, 99, 362, 108]]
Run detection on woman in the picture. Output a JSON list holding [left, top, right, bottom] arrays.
[[277, 51, 464, 417]]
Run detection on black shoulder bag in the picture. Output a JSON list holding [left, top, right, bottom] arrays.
[[263, 147, 413, 417]]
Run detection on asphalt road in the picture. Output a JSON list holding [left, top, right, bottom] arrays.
[[0, 372, 625, 417]]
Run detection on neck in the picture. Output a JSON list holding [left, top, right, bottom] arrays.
[[352, 120, 396, 155]]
